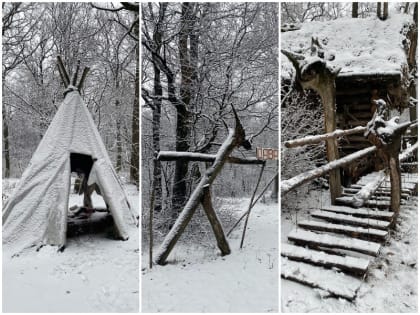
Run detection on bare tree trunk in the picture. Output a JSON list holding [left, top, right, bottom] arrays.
[[130, 43, 140, 185], [352, 3, 358, 18], [3, 106, 10, 178], [409, 3, 418, 135], [150, 5, 164, 210], [377, 2, 382, 18], [383, 2, 388, 20], [171, 2, 195, 217], [116, 98, 122, 172]]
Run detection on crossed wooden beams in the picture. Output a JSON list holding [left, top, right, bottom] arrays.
[[56, 55, 90, 91], [154, 106, 259, 265]]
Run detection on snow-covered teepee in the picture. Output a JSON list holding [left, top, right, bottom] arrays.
[[3, 58, 132, 252]]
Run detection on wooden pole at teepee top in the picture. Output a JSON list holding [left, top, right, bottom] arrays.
[[77, 67, 90, 91], [57, 55, 70, 87], [72, 60, 81, 86]]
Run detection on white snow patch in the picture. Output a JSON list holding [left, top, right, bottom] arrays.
[[142, 198, 278, 312]]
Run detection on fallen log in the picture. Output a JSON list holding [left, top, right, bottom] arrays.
[[349, 170, 387, 208], [285, 126, 366, 148], [281, 146, 377, 195]]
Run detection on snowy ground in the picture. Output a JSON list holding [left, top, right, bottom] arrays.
[[2, 179, 139, 313], [281, 184, 418, 313], [142, 198, 279, 312]]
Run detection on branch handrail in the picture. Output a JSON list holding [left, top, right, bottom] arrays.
[[281, 146, 377, 195], [284, 126, 367, 148], [283, 120, 417, 149]]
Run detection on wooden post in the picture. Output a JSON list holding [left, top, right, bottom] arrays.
[[365, 100, 412, 219], [240, 162, 266, 248], [282, 38, 342, 204], [201, 186, 230, 255]]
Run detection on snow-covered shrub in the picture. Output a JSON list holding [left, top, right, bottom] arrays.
[[281, 86, 325, 206]]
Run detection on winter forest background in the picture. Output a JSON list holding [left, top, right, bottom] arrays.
[[2, 2, 139, 185], [141, 2, 279, 236]]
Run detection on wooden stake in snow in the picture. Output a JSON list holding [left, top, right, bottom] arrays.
[[282, 37, 342, 203], [154, 105, 249, 265]]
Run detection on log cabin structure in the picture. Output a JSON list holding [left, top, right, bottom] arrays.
[[282, 12, 417, 186]]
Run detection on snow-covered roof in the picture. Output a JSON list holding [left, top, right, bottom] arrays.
[[281, 13, 414, 79]]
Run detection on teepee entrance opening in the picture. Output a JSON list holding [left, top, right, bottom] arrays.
[[67, 153, 113, 238]]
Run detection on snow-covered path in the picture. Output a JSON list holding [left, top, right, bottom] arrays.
[[142, 199, 279, 312], [3, 184, 139, 313]]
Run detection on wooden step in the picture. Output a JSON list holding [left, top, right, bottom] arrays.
[[343, 188, 410, 199], [311, 210, 391, 230], [362, 181, 417, 191], [350, 184, 412, 195], [288, 229, 382, 256], [281, 257, 362, 300], [321, 205, 394, 221], [281, 243, 370, 275], [298, 220, 388, 241], [335, 196, 392, 209]]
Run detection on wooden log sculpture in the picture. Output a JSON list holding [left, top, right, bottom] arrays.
[[364, 99, 414, 217], [154, 105, 250, 265], [282, 37, 342, 204]]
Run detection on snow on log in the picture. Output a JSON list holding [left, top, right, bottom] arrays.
[[157, 151, 264, 164], [281, 146, 377, 195], [284, 126, 366, 148], [399, 142, 418, 162], [298, 220, 388, 241], [349, 170, 387, 208], [281, 243, 370, 275], [281, 257, 362, 300], [288, 229, 382, 256]]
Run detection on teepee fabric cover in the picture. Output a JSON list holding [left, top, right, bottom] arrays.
[[3, 89, 130, 252]]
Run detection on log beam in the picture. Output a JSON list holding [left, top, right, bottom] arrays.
[[285, 126, 366, 148], [281, 146, 377, 195], [157, 151, 264, 164]]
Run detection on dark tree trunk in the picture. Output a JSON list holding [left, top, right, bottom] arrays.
[[130, 9, 140, 186], [3, 106, 10, 178], [150, 5, 165, 211], [116, 98, 122, 172], [383, 2, 388, 20], [171, 2, 195, 217], [130, 43, 140, 185], [352, 3, 358, 18], [377, 2, 382, 18]]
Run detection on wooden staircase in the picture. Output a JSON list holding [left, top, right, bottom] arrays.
[[281, 172, 418, 300]]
